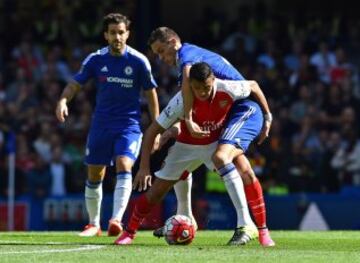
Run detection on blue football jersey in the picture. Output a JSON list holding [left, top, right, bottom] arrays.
[[74, 46, 157, 129], [177, 43, 245, 81]]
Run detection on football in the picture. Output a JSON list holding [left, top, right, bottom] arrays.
[[164, 215, 196, 245]]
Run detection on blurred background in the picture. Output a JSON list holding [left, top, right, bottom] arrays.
[[1, 0, 360, 231]]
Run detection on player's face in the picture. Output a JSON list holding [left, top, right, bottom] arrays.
[[104, 23, 129, 54], [151, 39, 177, 66], [190, 75, 215, 101]]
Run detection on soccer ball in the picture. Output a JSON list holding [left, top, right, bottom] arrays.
[[164, 215, 196, 245]]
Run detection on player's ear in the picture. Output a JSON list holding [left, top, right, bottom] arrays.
[[169, 37, 177, 46], [104, 31, 109, 41]]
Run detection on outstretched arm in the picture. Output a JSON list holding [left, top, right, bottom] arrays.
[[55, 81, 81, 122], [133, 121, 165, 191]]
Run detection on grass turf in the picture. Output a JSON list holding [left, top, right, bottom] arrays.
[[0, 231, 359, 263]]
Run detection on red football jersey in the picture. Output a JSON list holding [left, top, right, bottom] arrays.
[[177, 79, 251, 145]]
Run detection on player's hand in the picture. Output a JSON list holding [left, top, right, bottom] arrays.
[[56, 100, 68, 123], [185, 119, 210, 139], [159, 126, 180, 148], [258, 120, 271, 145], [133, 168, 152, 191]]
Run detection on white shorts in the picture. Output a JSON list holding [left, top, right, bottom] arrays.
[[155, 142, 217, 181]]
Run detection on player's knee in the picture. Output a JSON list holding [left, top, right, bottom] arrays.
[[116, 156, 134, 172], [212, 151, 230, 167], [87, 165, 106, 181]]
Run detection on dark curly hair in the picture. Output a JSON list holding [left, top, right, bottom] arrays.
[[103, 13, 131, 32]]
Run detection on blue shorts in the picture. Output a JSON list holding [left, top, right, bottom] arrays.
[[219, 100, 263, 152], [85, 127, 142, 165]]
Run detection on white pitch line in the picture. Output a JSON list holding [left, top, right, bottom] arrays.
[[0, 245, 104, 254], [0, 241, 86, 245]]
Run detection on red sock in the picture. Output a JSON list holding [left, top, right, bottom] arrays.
[[127, 194, 155, 233], [244, 180, 267, 228]]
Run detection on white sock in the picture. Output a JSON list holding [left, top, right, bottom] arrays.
[[218, 163, 254, 227], [111, 172, 132, 222], [174, 174, 192, 217], [85, 180, 102, 228]]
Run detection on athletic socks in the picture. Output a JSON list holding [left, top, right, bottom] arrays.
[[127, 194, 155, 233], [85, 180, 103, 228], [218, 163, 253, 227], [244, 180, 267, 228], [174, 175, 192, 217], [111, 172, 132, 221]]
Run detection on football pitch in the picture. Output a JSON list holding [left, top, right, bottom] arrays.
[[0, 231, 359, 263]]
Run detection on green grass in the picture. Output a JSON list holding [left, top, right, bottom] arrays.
[[0, 231, 359, 263]]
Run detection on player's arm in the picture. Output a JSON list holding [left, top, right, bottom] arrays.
[[55, 81, 82, 122], [159, 121, 181, 149], [144, 88, 160, 121], [144, 88, 161, 151], [248, 81, 272, 144], [134, 91, 183, 191], [57, 51, 94, 122], [227, 79, 272, 144], [182, 66, 208, 138], [249, 81, 272, 120], [133, 121, 165, 191]]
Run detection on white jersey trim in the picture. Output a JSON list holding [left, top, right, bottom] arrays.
[[127, 46, 152, 71], [156, 91, 184, 129], [215, 79, 251, 100], [82, 47, 109, 66]]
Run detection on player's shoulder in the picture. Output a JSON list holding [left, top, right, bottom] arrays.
[[178, 43, 203, 66], [126, 46, 151, 66], [215, 78, 242, 94], [181, 43, 200, 51], [214, 78, 229, 91], [82, 46, 109, 65], [180, 43, 199, 57]]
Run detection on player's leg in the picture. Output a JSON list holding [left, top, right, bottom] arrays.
[[153, 173, 198, 238], [109, 131, 142, 236], [170, 144, 208, 225], [212, 144, 255, 245], [80, 127, 114, 237], [152, 143, 203, 238], [174, 174, 193, 219], [235, 154, 275, 247], [214, 101, 264, 245], [174, 174, 198, 228], [114, 178, 176, 245], [115, 142, 202, 245], [223, 100, 274, 246], [107, 156, 133, 236], [79, 165, 106, 237]]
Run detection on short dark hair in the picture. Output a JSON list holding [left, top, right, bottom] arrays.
[[103, 13, 131, 32], [189, 62, 214, 82], [148, 27, 181, 46]]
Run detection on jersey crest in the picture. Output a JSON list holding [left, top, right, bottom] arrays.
[[124, 66, 133, 75], [219, 100, 229, 108]]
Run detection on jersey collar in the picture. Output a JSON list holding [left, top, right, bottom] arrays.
[[108, 45, 128, 57]]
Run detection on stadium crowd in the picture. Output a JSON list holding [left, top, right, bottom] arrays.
[[1, 1, 360, 198]]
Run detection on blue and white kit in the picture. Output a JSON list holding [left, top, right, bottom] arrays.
[[73, 45, 157, 164]]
